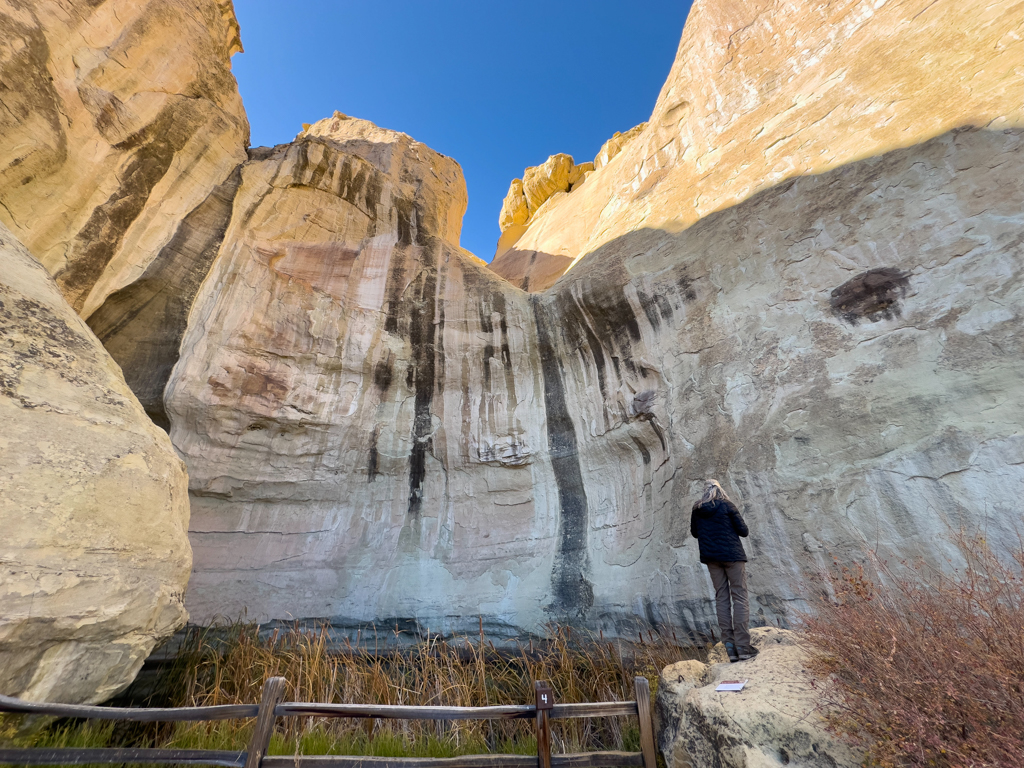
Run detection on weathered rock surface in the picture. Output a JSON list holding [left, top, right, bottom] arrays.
[[164, 114, 550, 628], [0, 222, 191, 704], [497, 154, 594, 248], [166, 118, 1024, 633], [3, 0, 1022, 662], [593, 123, 645, 170], [657, 628, 864, 768], [0, 0, 249, 317], [490, 0, 1023, 292]]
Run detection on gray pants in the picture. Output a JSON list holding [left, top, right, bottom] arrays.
[[706, 561, 750, 650]]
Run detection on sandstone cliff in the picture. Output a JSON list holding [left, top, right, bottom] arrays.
[[1, 0, 1022, 668], [0, 222, 191, 704], [0, 0, 249, 320], [0, 0, 241, 704], [166, 118, 1024, 633], [490, 0, 1024, 291]]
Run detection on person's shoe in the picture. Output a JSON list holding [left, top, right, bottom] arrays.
[[736, 645, 759, 661], [724, 642, 740, 663]]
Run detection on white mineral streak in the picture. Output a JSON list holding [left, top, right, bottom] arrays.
[[0, 222, 191, 704], [490, 0, 1024, 291], [0, 0, 249, 316]]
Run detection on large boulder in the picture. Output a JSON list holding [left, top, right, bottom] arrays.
[[489, 0, 1023, 292], [0, 222, 191, 704], [657, 628, 864, 768]]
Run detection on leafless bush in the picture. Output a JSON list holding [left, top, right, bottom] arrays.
[[802, 533, 1024, 767]]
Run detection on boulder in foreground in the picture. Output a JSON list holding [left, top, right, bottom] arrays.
[[657, 628, 864, 768], [0, 222, 191, 704]]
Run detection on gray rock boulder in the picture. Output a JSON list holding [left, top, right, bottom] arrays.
[[0, 222, 191, 704], [656, 628, 864, 768]]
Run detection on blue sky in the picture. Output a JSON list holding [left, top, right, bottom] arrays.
[[231, 1, 692, 261]]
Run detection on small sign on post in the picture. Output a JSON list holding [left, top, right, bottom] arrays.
[[534, 680, 554, 768], [535, 681, 554, 710]]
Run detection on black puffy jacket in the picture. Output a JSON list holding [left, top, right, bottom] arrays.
[[689, 499, 749, 563]]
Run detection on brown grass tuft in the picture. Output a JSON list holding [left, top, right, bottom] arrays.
[[125, 622, 700, 757]]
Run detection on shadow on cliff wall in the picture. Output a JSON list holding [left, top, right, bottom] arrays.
[[516, 125, 1022, 630]]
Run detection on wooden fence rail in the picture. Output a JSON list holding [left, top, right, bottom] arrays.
[[0, 677, 657, 768]]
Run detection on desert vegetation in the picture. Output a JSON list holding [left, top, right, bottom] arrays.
[[2, 623, 696, 759], [803, 533, 1024, 768]]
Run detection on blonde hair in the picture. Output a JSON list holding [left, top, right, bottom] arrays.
[[699, 479, 731, 506]]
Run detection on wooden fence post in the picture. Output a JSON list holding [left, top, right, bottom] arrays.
[[534, 680, 554, 768], [244, 677, 287, 768], [633, 676, 657, 768]]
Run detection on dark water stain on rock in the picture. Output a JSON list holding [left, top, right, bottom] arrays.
[[373, 358, 393, 394], [557, 282, 648, 399], [367, 425, 381, 483], [404, 239, 441, 518], [87, 165, 243, 430], [830, 267, 910, 324], [630, 435, 652, 466], [0, 13, 67, 188], [532, 297, 594, 618]]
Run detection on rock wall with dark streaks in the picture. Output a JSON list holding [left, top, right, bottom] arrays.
[[3, 0, 1022, 653], [165, 113, 1024, 636], [86, 166, 244, 429], [165, 113, 563, 632]]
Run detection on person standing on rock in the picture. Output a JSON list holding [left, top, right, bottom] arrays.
[[690, 479, 757, 663]]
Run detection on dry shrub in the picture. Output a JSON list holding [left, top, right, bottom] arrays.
[[802, 534, 1024, 768], [144, 622, 698, 756]]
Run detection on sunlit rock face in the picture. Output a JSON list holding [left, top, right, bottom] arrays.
[[165, 114, 557, 631], [0, 222, 191, 704], [0, 0, 249, 320], [2, 0, 1021, 656], [490, 0, 1024, 292]]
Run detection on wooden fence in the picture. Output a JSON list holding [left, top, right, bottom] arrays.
[[0, 676, 657, 768]]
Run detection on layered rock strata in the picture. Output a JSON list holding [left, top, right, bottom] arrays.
[[657, 628, 864, 768], [168, 118, 1024, 634], [490, 0, 1024, 291], [1, 0, 1022, 660], [165, 113, 552, 627], [0, 0, 249, 318], [0, 222, 191, 704]]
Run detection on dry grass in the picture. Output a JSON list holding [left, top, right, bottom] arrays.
[[4, 622, 700, 760], [158, 622, 698, 756], [802, 533, 1024, 768]]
